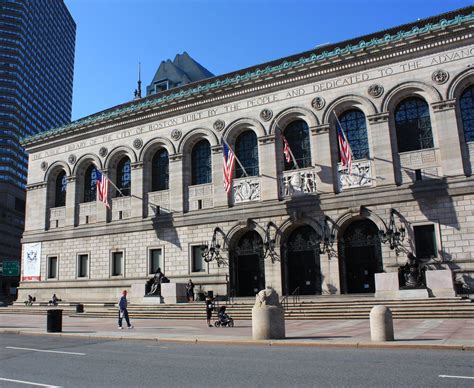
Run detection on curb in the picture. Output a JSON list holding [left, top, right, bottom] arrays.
[[1, 329, 473, 351]]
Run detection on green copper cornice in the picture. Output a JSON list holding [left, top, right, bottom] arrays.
[[22, 11, 474, 145]]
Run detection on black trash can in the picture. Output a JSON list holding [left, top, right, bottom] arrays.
[[47, 309, 62, 332], [76, 303, 84, 313]]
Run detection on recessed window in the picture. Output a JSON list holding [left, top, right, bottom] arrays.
[[47, 256, 58, 279], [338, 110, 370, 161], [111, 251, 123, 276], [151, 149, 169, 191], [283, 120, 312, 170], [149, 248, 162, 274], [191, 140, 211, 185], [414, 225, 437, 259], [191, 246, 205, 273], [77, 254, 89, 278], [116, 157, 131, 197], [460, 85, 474, 142], [55, 170, 67, 207], [235, 130, 259, 177]]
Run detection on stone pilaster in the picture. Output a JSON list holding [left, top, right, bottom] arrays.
[[131, 162, 144, 218], [24, 182, 47, 231], [65, 176, 77, 227], [258, 134, 278, 201], [432, 99, 465, 177], [169, 153, 184, 213], [368, 112, 396, 186], [311, 125, 334, 194]]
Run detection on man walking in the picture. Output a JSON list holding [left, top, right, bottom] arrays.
[[118, 290, 133, 329]]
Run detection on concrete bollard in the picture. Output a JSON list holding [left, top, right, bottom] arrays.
[[252, 287, 285, 340], [370, 305, 394, 342]]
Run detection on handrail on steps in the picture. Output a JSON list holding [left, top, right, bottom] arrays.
[[280, 287, 300, 310]]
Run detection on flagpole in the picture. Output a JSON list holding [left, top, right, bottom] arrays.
[[277, 126, 299, 169], [222, 138, 248, 177]]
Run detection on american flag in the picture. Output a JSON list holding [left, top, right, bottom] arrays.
[[337, 122, 353, 173], [222, 142, 236, 193], [282, 135, 291, 164], [95, 169, 110, 208]]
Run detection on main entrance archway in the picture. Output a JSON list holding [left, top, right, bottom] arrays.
[[231, 230, 265, 297], [283, 225, 321, 295], [338, 219, 382, 293]]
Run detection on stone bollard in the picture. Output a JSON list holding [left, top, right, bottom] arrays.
[[252, 287, 285, 340], [370, 305, 394, 342]]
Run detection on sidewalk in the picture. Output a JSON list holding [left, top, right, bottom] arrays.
[[0, 313, 473, 351]]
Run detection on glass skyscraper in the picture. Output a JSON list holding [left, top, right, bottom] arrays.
[[0, 0, 75, 298]]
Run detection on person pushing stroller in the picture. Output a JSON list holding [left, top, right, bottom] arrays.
[[214, 305, 234, 327]]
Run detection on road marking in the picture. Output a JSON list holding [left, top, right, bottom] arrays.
[[6, 346, 85, 356], [439, 375, 474, 380], [0, 377, 61, 387]]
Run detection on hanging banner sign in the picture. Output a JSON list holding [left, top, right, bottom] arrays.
[[22, 242, 42, 281]]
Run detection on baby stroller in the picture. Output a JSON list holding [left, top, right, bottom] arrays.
[[214, 306, 234, 327]]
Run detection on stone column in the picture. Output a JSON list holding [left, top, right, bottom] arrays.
[[211, 145, 227, 208], [169, 153, 184, 213], [432, 100, 465, 177], [368, 112, 396, 186], [311, 125, 334, 194], [258, 134, 278, 201], [131, 162, 144, 218], [64, 176, 77, 227]]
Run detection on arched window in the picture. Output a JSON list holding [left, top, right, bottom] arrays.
[[394, 97, 434, 152], [235, 130, 259, 177], [283, 120, 311, 170], [151, 148, 169, 191], [83, 165, 97, 203], [116, 157, 131, 197], [338, 110, 370, 160], [460, 85, 474, 143], [191, 140, 211, 185], [54, 170, 67, 207]]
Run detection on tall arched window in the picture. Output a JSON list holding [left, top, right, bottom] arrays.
[[235, 130, 259, 177], [394, 97, 434, 152], [83, 165, 97, 203], [116, 157, 131, 197], [338, 110, 370, 160], [283, 120, 311, 170], [460, 85, 474, 143], [191, 140, 211, 185], [152, 148, 169, 191], [54, 170, 67, 207]]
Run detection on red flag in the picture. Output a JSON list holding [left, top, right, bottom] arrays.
[[282, 136, 291, 163]]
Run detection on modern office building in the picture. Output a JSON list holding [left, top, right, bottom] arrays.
[[19, 7, 473, 303], [0, 0, 76, 297]]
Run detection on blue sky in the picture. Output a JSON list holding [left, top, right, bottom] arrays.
[[65, 0, 473, 121]]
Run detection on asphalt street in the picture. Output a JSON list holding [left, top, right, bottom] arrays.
[[0, 333, 473, 388]]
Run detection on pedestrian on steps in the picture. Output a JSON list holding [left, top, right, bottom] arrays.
[[118, 290, 133, 329]]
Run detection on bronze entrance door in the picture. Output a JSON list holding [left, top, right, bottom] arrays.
[[339, 220, 382, 294], [233, 231, 265, 297], [285, 226, 321, 295]]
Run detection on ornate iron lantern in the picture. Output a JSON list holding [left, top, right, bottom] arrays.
[[262, 222, 279, 262], [318, 216, 336, 256], [201, 227, 227, 266], [379, 208, 406, 255]]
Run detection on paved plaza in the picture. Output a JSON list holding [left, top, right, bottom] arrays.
[[0, 313, 472, 351]]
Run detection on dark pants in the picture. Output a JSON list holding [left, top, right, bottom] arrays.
[[118, 309, 131, 327]]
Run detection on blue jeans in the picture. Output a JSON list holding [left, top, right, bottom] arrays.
[[118, 309, 131, 327]]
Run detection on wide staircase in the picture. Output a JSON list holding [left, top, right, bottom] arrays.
[[2, 295, 473, 320]]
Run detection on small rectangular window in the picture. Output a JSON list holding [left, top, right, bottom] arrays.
[[192, 246, 205, 273], [414, 225, 437, 259], [112, 252, 123, 276], [415, 169, 422, 181], [78, 254, 89, 278], [149, 249, 162, 274], [48, 256, 57, 279]]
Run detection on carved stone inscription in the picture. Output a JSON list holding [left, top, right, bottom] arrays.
[[32, 46, 474, 161]]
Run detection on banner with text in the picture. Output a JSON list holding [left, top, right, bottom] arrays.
[[22, 242, 42, 281]]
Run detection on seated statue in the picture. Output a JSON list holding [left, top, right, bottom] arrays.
[[399, 253, 425, 288], [147, 268, 165, 296]]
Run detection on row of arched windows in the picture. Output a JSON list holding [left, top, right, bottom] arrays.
[[51, 87, 474, 208]]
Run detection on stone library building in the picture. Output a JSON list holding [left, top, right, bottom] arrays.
[[19, 7, 473, 303]]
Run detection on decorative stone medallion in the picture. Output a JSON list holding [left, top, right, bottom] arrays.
[[99, 147, 108, 157], [133, 138, 143, 150], [431, 70, 449, 85], [260, 108, 273, 122], [171, 128, 182, 141], [311, 96, 325, 110], [213, 119, 225, 131], [68, 154, 76, 165], [40, 161, 48, 171], [368, 84, 384, 98]]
